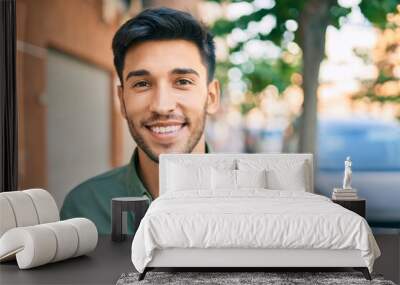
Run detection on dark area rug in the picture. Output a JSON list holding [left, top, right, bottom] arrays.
[[116, 271, 396, 285]]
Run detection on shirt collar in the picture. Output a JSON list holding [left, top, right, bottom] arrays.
[[126, 142, 212, 200], [125, 147, 151, 200]]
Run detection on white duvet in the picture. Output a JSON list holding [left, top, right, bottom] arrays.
[[131, 189, 380, 273]]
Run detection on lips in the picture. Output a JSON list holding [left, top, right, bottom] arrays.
[[148, 124, 183, 134], [144, 121, 188, 141]]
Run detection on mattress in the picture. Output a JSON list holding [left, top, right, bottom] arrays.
[[131, 189, 380, 273]]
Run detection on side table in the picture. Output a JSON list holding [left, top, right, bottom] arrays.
[[111, 196, 149, 242], [332, 198, 366, 218]]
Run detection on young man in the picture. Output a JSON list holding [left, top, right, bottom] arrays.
[[60, 8, 220, 234]]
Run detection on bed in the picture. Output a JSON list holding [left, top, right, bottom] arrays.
[[131, 154, 380, 281]]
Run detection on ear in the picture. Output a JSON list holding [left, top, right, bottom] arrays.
[[117, 85, 127, 119], [206, 79, 220, 115]]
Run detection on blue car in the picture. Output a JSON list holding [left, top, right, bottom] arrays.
[[315, 118, 400, 229]]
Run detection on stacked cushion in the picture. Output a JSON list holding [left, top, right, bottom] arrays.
[[0, 218, 97, 269], [0, 189, 97, 269], [0, 189, 59, 237]]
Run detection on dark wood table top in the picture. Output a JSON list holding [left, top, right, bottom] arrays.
[[0, 235, 134, 285]]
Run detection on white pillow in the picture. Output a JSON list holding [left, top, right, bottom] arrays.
[[211, 168, 237, 190], [236, 169, 267, 189], [267, 166, 307, 191], [167, 162, 212, 191], [237, 159, 308, 191]]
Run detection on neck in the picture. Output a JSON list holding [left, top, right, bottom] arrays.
[[137, 136, 206, 199]]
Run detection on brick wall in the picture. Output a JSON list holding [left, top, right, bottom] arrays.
[[16, 0, 127, 189]]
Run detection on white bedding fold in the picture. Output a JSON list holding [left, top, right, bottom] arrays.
[[131, 190, 380, 273]]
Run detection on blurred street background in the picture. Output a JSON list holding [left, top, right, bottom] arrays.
[[16, 0, 399, 228]]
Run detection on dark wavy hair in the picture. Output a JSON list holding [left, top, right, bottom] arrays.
[[112, 7, 216, 85]]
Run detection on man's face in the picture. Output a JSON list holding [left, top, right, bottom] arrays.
[[118, 40, 220, 163]]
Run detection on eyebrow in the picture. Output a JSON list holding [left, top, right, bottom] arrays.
[[125, 69, 150, 81], [170, 68, 199, 77], [125, 68, 200, 81]]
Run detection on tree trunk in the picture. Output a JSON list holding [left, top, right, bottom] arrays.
[[298, 0, 334, 155]]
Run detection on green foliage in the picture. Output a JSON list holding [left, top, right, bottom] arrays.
[[210, 0, 399, 114], [240, 102, 257, 114], [353, 89, 400, 104], [376, 72, 397, 85], [214, 60, 234, 99], [211, 3, 304, 45], [353, 61, 400, 105], [355, 1, 400, 105], [245, 58, 298, 94], [329, 5, 352, 29], [210, 1, 306, 114], [359, 0, 399, 29]]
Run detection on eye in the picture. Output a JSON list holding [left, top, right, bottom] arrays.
[[131, 80, 150, 88], [176, 78, 193, 86]]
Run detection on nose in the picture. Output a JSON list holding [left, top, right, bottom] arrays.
[[148, 82, 176, 114]]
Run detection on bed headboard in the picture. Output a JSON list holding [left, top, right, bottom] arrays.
[[159, 153, 314, 195]]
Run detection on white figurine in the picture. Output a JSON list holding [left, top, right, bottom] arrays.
[[342, 156, 352, 190]]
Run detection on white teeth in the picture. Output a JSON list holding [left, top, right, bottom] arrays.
[[150, 125, 182, 134]]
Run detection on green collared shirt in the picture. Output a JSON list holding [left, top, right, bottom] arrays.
[[60, 144, 211, 235]]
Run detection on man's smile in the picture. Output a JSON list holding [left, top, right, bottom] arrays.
[[144, 121, 189, 142]]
